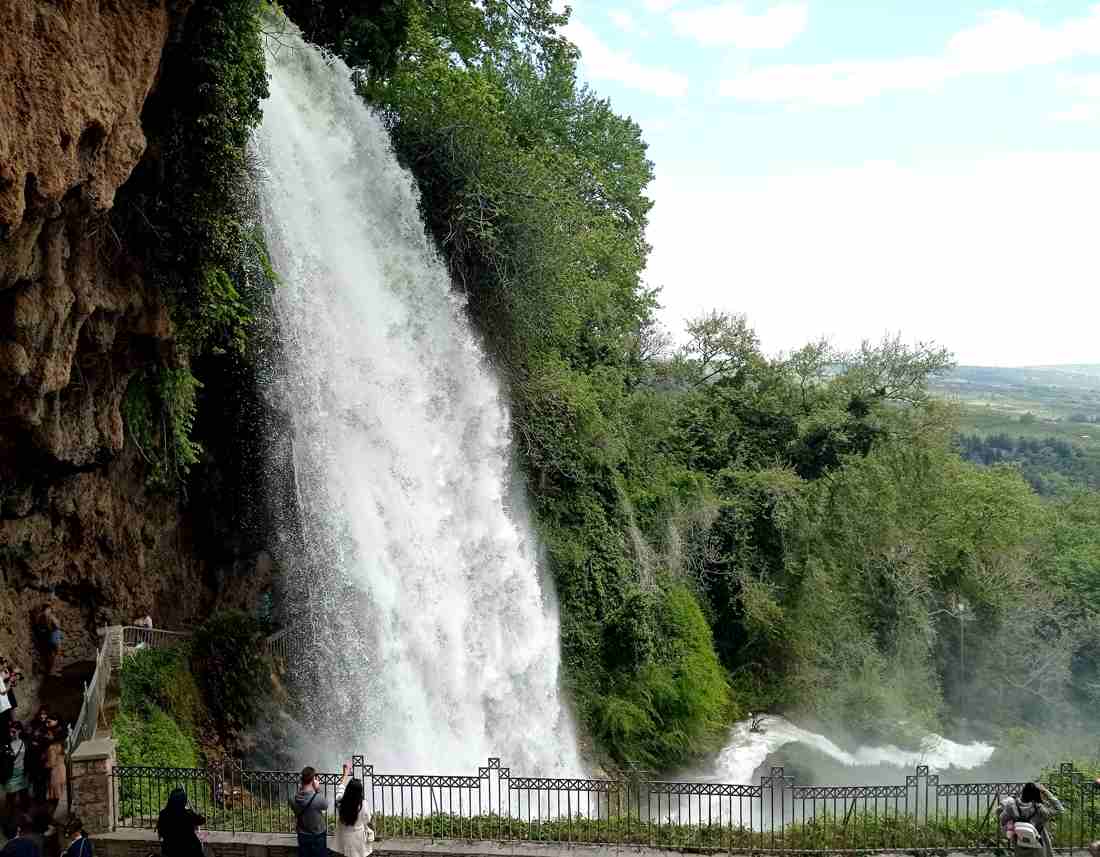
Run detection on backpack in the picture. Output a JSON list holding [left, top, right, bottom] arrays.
[[1010, 800, 1045, 850]]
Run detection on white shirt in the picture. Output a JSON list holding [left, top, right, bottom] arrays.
[[334, 781, 374, 857]]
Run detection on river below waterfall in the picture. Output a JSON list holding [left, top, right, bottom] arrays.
[[696, 715, 998, 785]]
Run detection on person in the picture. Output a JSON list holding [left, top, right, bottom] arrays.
[[0, 815, 40, 857], [36, 608, 62, 678], [0, 673, 10, 741], [156, 788, 205, 857], [1089, 840, 1099, 857], [289, 767, 328, 857], [25, 711, 49, 803], [44, 721, 66, 813], [2, 721, 29, 818], [61, 817, 92, 857], [334, 763, 374, 857], [0, 663, 20, 735], [998, 781, 1064, 857]]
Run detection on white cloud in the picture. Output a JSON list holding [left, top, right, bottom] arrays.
[[1051, 72, 1100, 122], [563, 18, 689, 96], [1059, 70, 1100, 97], [1053, 103, 1100, 121], [608, 9, 641, 35], [721, 6, 1100, 105], [644, 154, 1100, 366], [643, 0, 684, 11], [669, 2, 808, 49]]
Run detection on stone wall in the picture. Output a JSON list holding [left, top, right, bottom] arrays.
[[70, 738, 116, 835]]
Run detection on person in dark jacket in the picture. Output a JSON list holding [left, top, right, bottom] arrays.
[[157, 788, 206, 857], [1, 815, 41, 857], [61, 817, 92, 857], [289, 767, 328, 857]]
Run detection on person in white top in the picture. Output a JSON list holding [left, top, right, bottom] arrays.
[[334, 763, 374, 857]]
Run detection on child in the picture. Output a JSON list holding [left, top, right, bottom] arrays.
[[62, 818, 93, 857]]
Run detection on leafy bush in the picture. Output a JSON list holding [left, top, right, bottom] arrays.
[[593, 585, 730, 768], [122, 368, 204, 490], [191, 610, 271, 734], [120, 646, 204, 733], [114, 707, 198, 769]]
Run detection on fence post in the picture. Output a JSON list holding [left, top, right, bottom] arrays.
[[761, 766, 791, 848], [70, 737, 116, 834]]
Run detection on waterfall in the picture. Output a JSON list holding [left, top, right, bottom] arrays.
[[254, 23, 580, 775]]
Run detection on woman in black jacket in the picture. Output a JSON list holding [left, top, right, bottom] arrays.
[[157, 788, 206, 857]]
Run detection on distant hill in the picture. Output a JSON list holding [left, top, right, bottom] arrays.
[[932, 364, 1100, 422], [930, 364, 1100, 495], [939, 364, 1100, 390]]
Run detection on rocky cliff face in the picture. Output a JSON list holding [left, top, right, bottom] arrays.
[[0, 0, 273, 709]]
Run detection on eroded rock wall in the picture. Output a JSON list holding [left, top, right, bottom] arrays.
[[0, 0, 273, 711]]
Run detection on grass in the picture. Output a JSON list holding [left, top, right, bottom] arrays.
[[955, 408, 1100, 449]]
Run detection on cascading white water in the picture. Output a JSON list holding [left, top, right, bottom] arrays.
[[254, 23, 580, 775], [706, 716, 996, 784]]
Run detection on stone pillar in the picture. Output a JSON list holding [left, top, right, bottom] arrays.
[[71, 738, 117, 834]]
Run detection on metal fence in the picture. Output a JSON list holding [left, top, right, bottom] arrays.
[[120, 625, 192, 654], [69, 622, 293, 763], [68, 627, 192, 779], [263, 627, 306, 668], [66, 627, 118, 759], [110, 757, 1100, 851]]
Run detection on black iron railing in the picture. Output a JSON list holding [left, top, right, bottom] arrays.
[[110, 758, 1100, 851]]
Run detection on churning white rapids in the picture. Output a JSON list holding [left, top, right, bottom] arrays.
[[707, 716, 996, 784], [254, 25, 580, 774]]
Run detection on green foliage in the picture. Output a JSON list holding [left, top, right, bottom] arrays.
[[191, 610, 272, 734], [277, 0, 412, 81], [113, 0, 273, 491], [591, 586, 731, 768], [959, 431, 1100, 495], [120, 646, 204, 733], [114, 0, 269, 357], [122, 367, 204, 489], [114, 707, 199, 770]]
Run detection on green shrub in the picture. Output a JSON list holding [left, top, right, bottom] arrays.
[[120, 646, 204, 732], [121, 367, 204, 490], [191, 610, 271, 734], [114, 707, 198, 769], [593, 585, 731, 768]]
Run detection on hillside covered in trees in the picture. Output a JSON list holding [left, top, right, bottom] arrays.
[[261, 0, 1100, 770]]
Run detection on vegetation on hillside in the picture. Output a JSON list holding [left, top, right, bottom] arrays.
[[264, 1, 1100, 769]]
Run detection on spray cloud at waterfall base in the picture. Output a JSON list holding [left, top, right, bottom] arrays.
[[703, 716, 997, 785], [253, 21, 580, 774]]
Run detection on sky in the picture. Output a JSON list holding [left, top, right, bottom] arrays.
[[557, 1, 1100, 367]]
